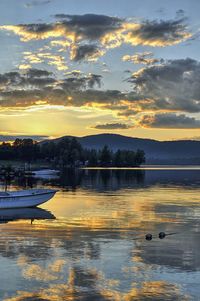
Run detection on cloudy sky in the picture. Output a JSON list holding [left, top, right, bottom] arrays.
[[0, 0, 200, 141]]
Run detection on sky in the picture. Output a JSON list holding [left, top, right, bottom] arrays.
[[0, 0, 200, 141]]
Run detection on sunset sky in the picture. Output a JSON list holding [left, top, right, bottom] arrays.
[[0, 0, 200, 141]]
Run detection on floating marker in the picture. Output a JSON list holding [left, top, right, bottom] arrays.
[[158, 232, 166, 239], [145, 233, 152, 241]]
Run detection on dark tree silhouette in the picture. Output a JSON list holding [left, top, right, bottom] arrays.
[[88, 149, 98, 167], [0, 138, 145, 167], [99, 145, 112, 167]]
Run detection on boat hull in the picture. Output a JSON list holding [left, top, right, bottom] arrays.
[[0, 189, 57, 209]]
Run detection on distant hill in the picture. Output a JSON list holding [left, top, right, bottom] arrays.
[[42, 133, 200, 164]]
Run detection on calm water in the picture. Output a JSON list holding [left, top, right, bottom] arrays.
[[0, 168, 200, 301]]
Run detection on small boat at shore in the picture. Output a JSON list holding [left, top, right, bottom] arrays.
[[0, 188, 58, 209], [32, 169, 60, 179]]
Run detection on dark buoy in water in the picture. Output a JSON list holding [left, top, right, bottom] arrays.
[[145, 233, 152, 241], [159, 232, 166, 239]]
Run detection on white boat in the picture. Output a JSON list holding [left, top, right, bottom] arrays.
[[33, 169, 59, 176], [0, 188, 58, 209], [32, 169, 60, 179]]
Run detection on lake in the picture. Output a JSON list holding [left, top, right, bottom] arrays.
[[0, 167, 200, 300]]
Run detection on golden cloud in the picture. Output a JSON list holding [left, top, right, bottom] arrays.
[[22, 51, 68, 71], [0, 14, 192, 66], [122, 52, 161, 65]]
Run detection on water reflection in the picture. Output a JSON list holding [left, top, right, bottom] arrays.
[[0, 168, 199, 300], [0, 208, 55, 224], [4, 168, 200, 191], [3, 265, 190, 301]]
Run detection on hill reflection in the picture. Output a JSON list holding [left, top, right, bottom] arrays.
[[7, 168, 200, 192]]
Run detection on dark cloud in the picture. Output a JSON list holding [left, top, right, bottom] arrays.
[[25, 68, 53, 77], [127, 18, 190, 46], [0, 135, 49, 142], [78, 89, 124, 104], [156, 7, 166, 15], [0, 89, 46, 107], [129, 58, 200, 113], [0, 72, 21, 86], [0, 68, 55, 91], [71, 44, 104, 61], [92, 123, 133, 130], [53, 14, 190, 46], [16, 13, 121, 41], [59, 73, 102, 92], [0, 87, 123, 108], [0, 63, 199, 131], [0, 15, 191, 56], [19, 23, 55, 34], [117, 109, 138, 117], [0, 14, 122, 62], [0, 69, 104, 107], [25, 0, 51, 8], [140, 113, 200, 128], [86, 74, 102, 88], [176, 9, 185, 18], [54, 13, 123, 40]]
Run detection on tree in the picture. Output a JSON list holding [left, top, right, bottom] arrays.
[[0, 142, 13, 160], [99, 145, 112, 167], [0, 137, 146, 168], [114, 150, 123, 167], [13, 138, 36, 163], [124, 150, 136, 167], [88, 149, 98, 166], [135, 149, 146, 166]]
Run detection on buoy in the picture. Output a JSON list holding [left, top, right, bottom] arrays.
[[145, 233, 152, 241], [158, 232, 166, 239]]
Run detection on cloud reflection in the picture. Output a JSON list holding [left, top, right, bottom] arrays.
[[0, 169, 199, 300], [3, 266, 189, 301]]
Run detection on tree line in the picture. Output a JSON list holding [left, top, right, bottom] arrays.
[[0, 137, 145, 167]]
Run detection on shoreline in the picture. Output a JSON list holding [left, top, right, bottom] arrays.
[[81, 165, 200, 170]]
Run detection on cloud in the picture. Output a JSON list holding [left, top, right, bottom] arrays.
[[25, 68, 53, 78], [0, 68, 104, 108], [25, 0, 52, 8], [18, 63, 32, 70], [22, 260, 66, 281], [53, 13, 123, 40], [2, 270, 189, 301], [0, 61, 200, 130], [71, 44, 105, 62], [92, 122, 133, 130], [124, 18, 191, 47], [0, 14, 122, 42], [0, 14, 191, 65], [128, 58, 200, 113], [0, 23, 59, 42], [0, 68, 56, 89], [0, 135, 49, 142], [0, 69, 140, 127], [22, 51, 68, 71], [175, 136, 200, 141], [122, 52, 162, 65], [140, 113, 200, 128], [176, 9, 185, 18]]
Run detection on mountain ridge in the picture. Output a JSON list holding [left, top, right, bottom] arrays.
[[41, 133, 200, 164]]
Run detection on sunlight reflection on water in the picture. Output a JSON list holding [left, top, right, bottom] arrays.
[[0, 168, 200, 300]]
